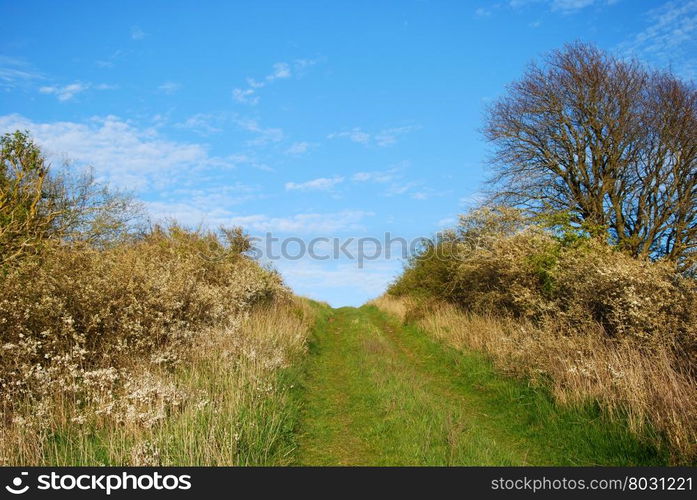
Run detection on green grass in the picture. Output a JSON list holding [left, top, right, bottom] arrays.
[[294, 305, 667, 466], [29, 301, 667, 466]]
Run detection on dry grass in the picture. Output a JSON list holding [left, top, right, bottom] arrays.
[[0, 223, 317, 465], [369, 295, 412, 322], [1, 135, 316, 465], [389, 208, 697, 367], [0, 296, 315, 465], [373, 295, 697, 464], [0, 226, 282, 411]]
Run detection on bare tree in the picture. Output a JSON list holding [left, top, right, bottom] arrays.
[[484, 42, 697, 270], [1, 131, 144, 267]]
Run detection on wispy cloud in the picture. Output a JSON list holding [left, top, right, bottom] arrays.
[[39, 82, 115, 101], [277, 259, 400, 303], [618, 1, 697, 79], [374, 126, 420, 146], [351, 169, 397, 183], [351, 164, 433, 199], [410, 189, 438, 201], [285, 176, 344, 191], [385, 181, 419, 197], [327, 127, 370, 144], [437, 216, 457, 228], [96, 50, 124, 68], [0, 56, 43, 89], [459, 191, 486, 208], [550, 0, 596, 12], [232, 62, 290, 104], [0, 114, 238, 190], [146, 184, 262, 227], [475, 7, 493, 17], [226, 210, 373, 234], [232, 59, 319, 105], [268, 62, 291, 81], [234, 117, 284, 146], [232, 88, 258, 104], [507, 0, 615, 13], [131, 26, 146, 40], [175, 113, 224, 135], [158, 81, 181, 94], [328, 125, 419, 147], [285, 141, 314, 155]]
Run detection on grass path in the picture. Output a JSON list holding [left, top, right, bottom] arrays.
[[294, 305, 666, 466]]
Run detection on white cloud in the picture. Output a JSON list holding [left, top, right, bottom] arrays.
[[293, 57, 321, 73], [385, 181, 418, 196], [232, 62, 291, 105], [246, 77, 265, 88], [226, 210, 373, 234], [234, 117, 284, 146], [39, 82, 89, 101], [0, 56, 42, 89], [268, 62, 291, 81], [328, 125, 418, 147], [232, 59, 319, 105], [285, 141, 313, 155], [38, 82, 116, 101], [551, 0, 595, 11], [0, 114, 238, 190], [618, 1, 697, 79], [277, 259, 401, 305], [131, 26, 146, 40], [374, 126, 420, 146], [411, 191, 430, 200], [437, 217, 456, 228], [285, 176, 344, 191], [146, 201, 233, 227], [459, 191, 486, 208], [328, 127, 370, 144], [146, 184, 261, 227], [95, 50, 124, 68], [351, 169, 397, 183], [508, 0, 614, 13], [351, 164, 429, 198], [176, 113, 223, 135], [158, 81, 181, 95], [232, 87, 259, 105]]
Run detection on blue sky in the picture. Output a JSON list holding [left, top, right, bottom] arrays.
[[1, 0, 695, 306]]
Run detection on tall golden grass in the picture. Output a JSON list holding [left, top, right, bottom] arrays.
[[371, 295, 696, 463], [0, 224, 316, 465], [0, 296, 315, 465], [1, 133, 316, 465]]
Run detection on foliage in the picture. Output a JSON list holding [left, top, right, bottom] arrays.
[[1, 130, 144, 269], [0, 132, 311, 465], [485, 42, 697, 270], [389, 207, 697, 363]]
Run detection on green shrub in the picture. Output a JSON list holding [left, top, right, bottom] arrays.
[[390, 207, 697, 365], [0, 225, 285, 411]]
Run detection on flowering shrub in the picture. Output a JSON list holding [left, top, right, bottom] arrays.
[[1, 134, 308, 465], [0, 225, 286, 414], [390, 207, 697, 364], [386, 206, 697, 461]]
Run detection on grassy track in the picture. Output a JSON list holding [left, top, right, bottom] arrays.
[[295, 305, 666, 466]]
